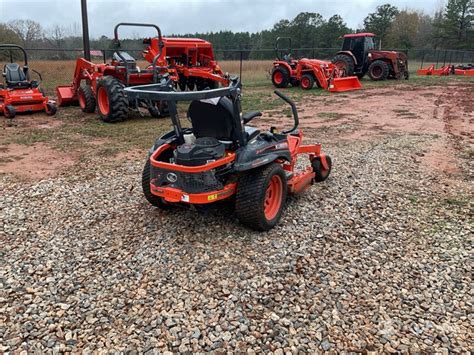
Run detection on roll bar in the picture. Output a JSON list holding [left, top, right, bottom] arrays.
[[113, 23, 165, 83], [124, 76, 241, 101], [114, 22, 163, 43], [0, 44, 28, 65], [275, 37, 292, 60], [274, 90, 299, 134]]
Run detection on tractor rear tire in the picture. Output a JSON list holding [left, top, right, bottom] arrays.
[[271, 66, 290, 88], [332, 54, 355, 77], [368, 60, 390, 81], [312, 156, 332, 182], [45, 103, 57, 116], [142, 158, 173, 210], [4, 105, 16, 119], [235, 163, 287, 231], [96, 76, 128, 123], [300, 74, 314, 90], [78, 85, 96, 113]]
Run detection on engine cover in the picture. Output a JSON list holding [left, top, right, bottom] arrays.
[[174, 137, 225, 166]]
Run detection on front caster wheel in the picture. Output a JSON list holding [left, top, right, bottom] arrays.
[[312, 155, 332, 182]]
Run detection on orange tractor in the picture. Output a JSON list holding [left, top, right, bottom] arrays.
[[270, 37, 361, 92], [332, 33, 409, 81], [56, 23, 228, 123]]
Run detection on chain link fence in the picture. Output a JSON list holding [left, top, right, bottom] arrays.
[[2, 47, 473, 68]]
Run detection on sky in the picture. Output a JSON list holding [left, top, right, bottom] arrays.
[[1, 0, 443, 38]]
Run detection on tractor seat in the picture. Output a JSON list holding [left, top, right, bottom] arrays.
[[3, 63, 30, 89], [112, 51, 137, 69], [188, 97, 260, 144]]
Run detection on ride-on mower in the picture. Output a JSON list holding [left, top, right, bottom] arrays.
[[56, 23, 228, 123], [271, 37, 361, 92], [332, 33, 409, 81], [1, 44, 57, 119], [125, 77, 332, 231]]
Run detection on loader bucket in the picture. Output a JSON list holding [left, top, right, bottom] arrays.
[[328, 76, 362, 93], [56, 86, 76, 107], [464, 69, 474, 76]]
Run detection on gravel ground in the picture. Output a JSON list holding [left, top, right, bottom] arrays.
[[1, 129, 472, 352]]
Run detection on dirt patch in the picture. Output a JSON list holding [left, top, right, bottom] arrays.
[[1, 113, 64, 130], [0, 143, 76, 180]]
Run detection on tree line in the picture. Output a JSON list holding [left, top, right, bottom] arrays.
[[0, 1, 472, 60]]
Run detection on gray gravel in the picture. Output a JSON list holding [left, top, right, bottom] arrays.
[[1, 134, 472, 352]]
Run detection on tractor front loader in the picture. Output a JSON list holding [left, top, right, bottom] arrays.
[[271, 37, 361, 92]]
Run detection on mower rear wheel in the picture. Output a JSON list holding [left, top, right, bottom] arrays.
[[332, 54, 355, 77], [78, 85, 96, 113], [4, 105, 16, 119], [271, 66, 290, 88], [45, 103, 57, 116], [300, 74, 314, 90], [368, 60, 389, 81], [235, 163, 287, 231], [96, 76, 128, 123], [142, 158, 173, 210], [312, 155, 332, 182]]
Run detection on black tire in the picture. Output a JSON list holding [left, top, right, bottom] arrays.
[[312, 156, 332, 182], [148, 101, 169, 118], [368, 60, 390, 81], [78, 85, 96, 113], [4, 105, 16, 119], [271, 66, 290, 88], [235, 163, 287, 231], [142, 158, 173, 210], [332, 54, 355, 77], [404, 70, 409, 80], [45, 103, 57, 116], [96, 76, 128, 123], [300, 74, 314, 90]]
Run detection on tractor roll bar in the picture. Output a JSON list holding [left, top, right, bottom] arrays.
[[0, 44, 28, 65], [274, 90, 299, 134], [275, 37, 292, 60], [113, 23, 165, 83], [114, 22, 163, 42]]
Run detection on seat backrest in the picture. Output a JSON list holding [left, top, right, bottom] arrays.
[[4, 63, 27, 83], [187, 97, 236, 141]]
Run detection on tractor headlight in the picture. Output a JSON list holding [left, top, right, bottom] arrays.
[[368, 53, 372, 58]]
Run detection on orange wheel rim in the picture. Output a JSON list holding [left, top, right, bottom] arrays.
[[273, 71, 283, 84], [78, 90, 86, 109], [98, 87, 109, 115], [264, 175, 283, 220], [301, 77, 310, 88]]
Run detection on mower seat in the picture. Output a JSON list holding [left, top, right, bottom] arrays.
[[188, 97, 260, 143], [3, 63, 30, 89]]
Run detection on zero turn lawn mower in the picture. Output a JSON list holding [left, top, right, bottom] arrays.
[[271, 37, 361, 92], [1, 44, 57, 119], [125, 77, 332, 231]]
